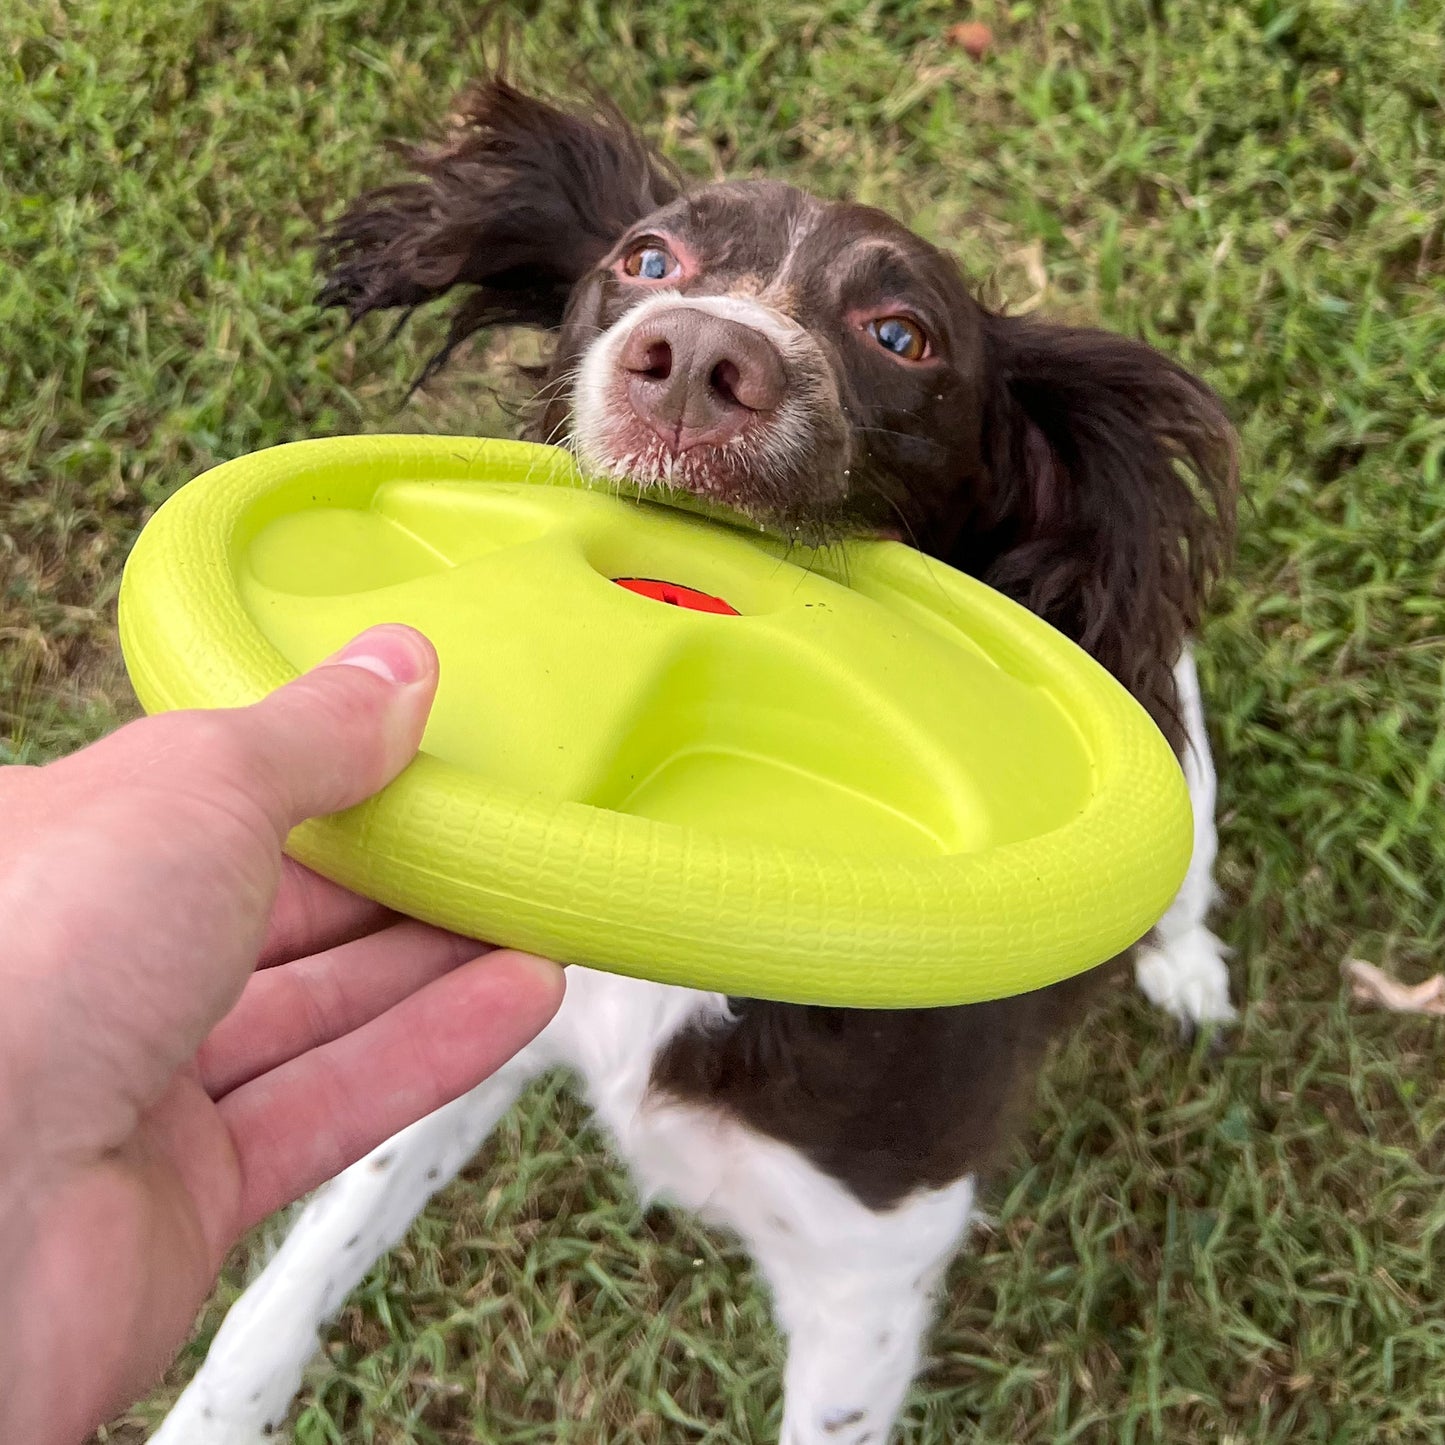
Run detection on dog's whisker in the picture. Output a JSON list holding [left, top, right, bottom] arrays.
[[850, 424, 951, 455]]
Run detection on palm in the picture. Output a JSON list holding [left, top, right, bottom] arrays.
[[9, 863, 557, 1445]]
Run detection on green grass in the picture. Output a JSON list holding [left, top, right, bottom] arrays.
[[5, 0, 1444, 1439]]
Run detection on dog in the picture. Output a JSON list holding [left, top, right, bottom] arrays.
[[151, 78, 1238, 1445]]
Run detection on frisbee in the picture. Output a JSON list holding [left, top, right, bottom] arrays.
[[117, 435, 1191, 1008]]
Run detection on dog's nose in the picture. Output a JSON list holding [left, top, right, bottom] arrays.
[[619, 308, 787, 450]]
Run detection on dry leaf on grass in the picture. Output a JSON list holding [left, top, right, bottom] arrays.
[[945, 21, 994, 58], [1342, 959, 1445, 1017]]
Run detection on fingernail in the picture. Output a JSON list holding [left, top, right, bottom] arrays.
[[496, 951, 569, 991], [320, 625, 435, 686]]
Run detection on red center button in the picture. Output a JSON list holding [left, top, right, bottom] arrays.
[[612, 577, 740, 615]]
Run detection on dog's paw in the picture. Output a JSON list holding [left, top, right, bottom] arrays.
[[1134, 924, 1237, 1037]]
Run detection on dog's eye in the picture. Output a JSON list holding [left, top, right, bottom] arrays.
[[622, 243, 680, 281], [867, 316, 930, 361]]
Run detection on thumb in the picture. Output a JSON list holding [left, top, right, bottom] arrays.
[[229, 624, 440, 834]]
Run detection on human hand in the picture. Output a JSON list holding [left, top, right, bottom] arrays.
[[0, 625, 565, 1445]]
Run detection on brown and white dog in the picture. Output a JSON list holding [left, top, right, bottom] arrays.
[[152, 79, 1238, 1445]]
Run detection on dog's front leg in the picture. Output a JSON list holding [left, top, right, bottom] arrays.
[[1133, 646, 1237, 1033], [149, 1053, 544, 1445], [748, 1171, 977, 1445]]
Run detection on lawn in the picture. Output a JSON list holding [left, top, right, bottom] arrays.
[[5, 0, 1445, 1440]]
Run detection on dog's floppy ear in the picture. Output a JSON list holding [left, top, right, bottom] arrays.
[[317, 76, 679, 379], [968, 314, 1238, 746]]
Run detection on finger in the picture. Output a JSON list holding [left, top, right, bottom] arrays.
[[198, 920, 489, 1096], [230, 623, 441, 836], [258, 857, 398, 969], [222, 951, 564, 1232]]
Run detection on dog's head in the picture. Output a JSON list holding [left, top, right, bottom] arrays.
[[319, 78, 1236, 740]]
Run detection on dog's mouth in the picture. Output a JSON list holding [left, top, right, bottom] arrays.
[[578, 450, 909, 549], [576, 449, 787, 536], [606, 476, 765, 529], [574, 446, 906, 548]]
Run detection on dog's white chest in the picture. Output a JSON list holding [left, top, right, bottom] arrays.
[[542, 968, 774, 1223]]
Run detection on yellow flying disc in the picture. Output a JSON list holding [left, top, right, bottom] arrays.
[[117, 436, 1190, 1007]]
